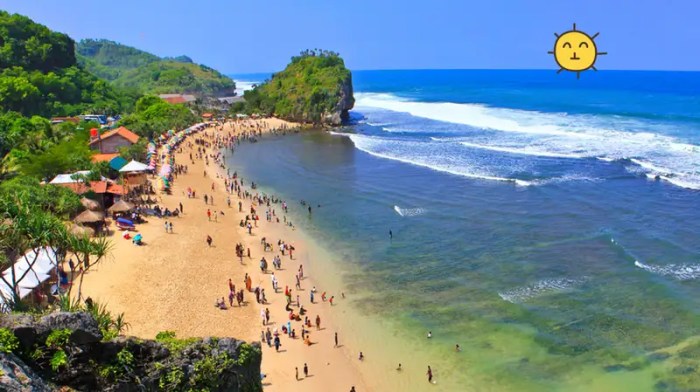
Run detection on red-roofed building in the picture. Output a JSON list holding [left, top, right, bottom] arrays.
[[55, 181, 126, 196], [89, 127, 140, 154], [91, 153, 120, 163], [54, 180, 127, 210]]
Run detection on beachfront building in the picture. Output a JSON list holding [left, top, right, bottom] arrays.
[[50, 173, 126, 210], [119, 160, 151, 188], [91, 153, 128, 171], [89, 126, 140, 154]]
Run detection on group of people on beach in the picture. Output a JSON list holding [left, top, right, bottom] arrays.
[[160, 118, 448, 390]]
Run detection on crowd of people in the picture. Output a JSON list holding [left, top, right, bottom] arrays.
[[151, 118, 442, 390]]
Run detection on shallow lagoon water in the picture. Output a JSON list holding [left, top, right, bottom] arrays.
[[226, 130, 700, 391]]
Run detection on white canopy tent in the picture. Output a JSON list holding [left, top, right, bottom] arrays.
[[49, 171, 92, 184], [0, 247, 57, 312], [119, 160, 151, 173]]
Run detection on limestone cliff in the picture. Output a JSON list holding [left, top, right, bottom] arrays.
[[242, 49, 355, 125]]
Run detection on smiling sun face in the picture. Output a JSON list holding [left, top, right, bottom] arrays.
[[549, 23, 606, 78]]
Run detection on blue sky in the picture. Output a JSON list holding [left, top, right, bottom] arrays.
[[1, 0, 698, 73]]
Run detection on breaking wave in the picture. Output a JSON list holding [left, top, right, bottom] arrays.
[[393, 205, 426, 217], [354, 92, 700, 190], [498, 277, 589, 303], [634, 261, 700, 281]]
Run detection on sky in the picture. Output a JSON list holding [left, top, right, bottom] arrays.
[[1, 0, 698, 73]]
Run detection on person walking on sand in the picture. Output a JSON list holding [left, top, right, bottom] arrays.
[[295, 367, 299, 381], [303, 363, 308, 378], [335, 332, 338, 347], [315, 315, 321, 330], [427, 366, 433, 383], [330, 296, 335, 306], [206, 235, 213, 247], [204, 194, 208, 204], [179, 202, 183, 213], [261, 308, 266, 325], [207, 209, 212, 221], [164, 220, 169, 232]]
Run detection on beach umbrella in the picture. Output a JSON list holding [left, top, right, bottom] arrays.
[[80, 197, 101, 211], [108, 200, 135, 213], [74, 210, 105, 224], [69, 224, 95, 237]]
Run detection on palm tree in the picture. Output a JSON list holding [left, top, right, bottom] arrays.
[[68, 234, 113, 301]]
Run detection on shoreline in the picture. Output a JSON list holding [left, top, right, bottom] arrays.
[[75, 118, 371, 391]]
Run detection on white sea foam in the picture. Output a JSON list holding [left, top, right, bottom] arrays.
[[457, 141, 586, 159], [634, 261, 700, 281], [344, 133, 531, 185], [234, 80, 259, 96], [498, 277, 588, 303], [393, 205, 426, 217], [355, 92, 700, 190]]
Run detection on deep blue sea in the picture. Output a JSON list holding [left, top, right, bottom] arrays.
[[230, 70, 700, 391]]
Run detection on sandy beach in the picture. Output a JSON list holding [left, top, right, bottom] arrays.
[[75, 119, 370, 391]]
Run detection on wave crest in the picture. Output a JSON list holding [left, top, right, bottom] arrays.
[[498, 277, 588, 303], [634, 260, 700, 281], [394, 205, 426, 217]]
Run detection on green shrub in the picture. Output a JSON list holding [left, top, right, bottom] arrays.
[[49, 349, 68, 372], [0, 328, 19, 353], [155, 330, 198, 353], [45, 328, 71, 349]]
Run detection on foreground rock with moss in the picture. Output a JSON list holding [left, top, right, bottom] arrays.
[[0, 312, 262, 391]]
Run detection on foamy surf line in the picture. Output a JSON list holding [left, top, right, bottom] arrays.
[[498, 277, 589, 303], [329, 132, 534, 186], [634, 260, 700, 281], [394, 205, 426, 217], [355, 93, 700, 191]]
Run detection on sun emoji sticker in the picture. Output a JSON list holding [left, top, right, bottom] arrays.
[[549, 23, 607, 79]]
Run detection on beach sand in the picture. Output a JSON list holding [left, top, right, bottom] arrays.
[[75, 119, 370, 391]]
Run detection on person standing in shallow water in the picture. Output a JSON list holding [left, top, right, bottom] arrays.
[[427, 366, 433, 383]]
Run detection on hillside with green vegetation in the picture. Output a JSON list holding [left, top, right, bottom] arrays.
[[76, 39, 235, 96], [0, 11, 132, 118], [240, 49, 354, 125], [0, 13, 197, 181]]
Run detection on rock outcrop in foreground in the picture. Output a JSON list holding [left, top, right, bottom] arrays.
[[0, 312, 262, 392]]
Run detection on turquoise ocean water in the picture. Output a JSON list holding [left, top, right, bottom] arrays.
[[229, 70, 700, 391]]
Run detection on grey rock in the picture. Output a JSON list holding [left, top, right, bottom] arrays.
[[0, 314, 38, 348], [0, 353, 52, 392], [38, 312, 102, 344]]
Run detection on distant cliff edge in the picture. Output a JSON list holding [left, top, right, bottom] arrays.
[[241, 50, 354, 125]]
